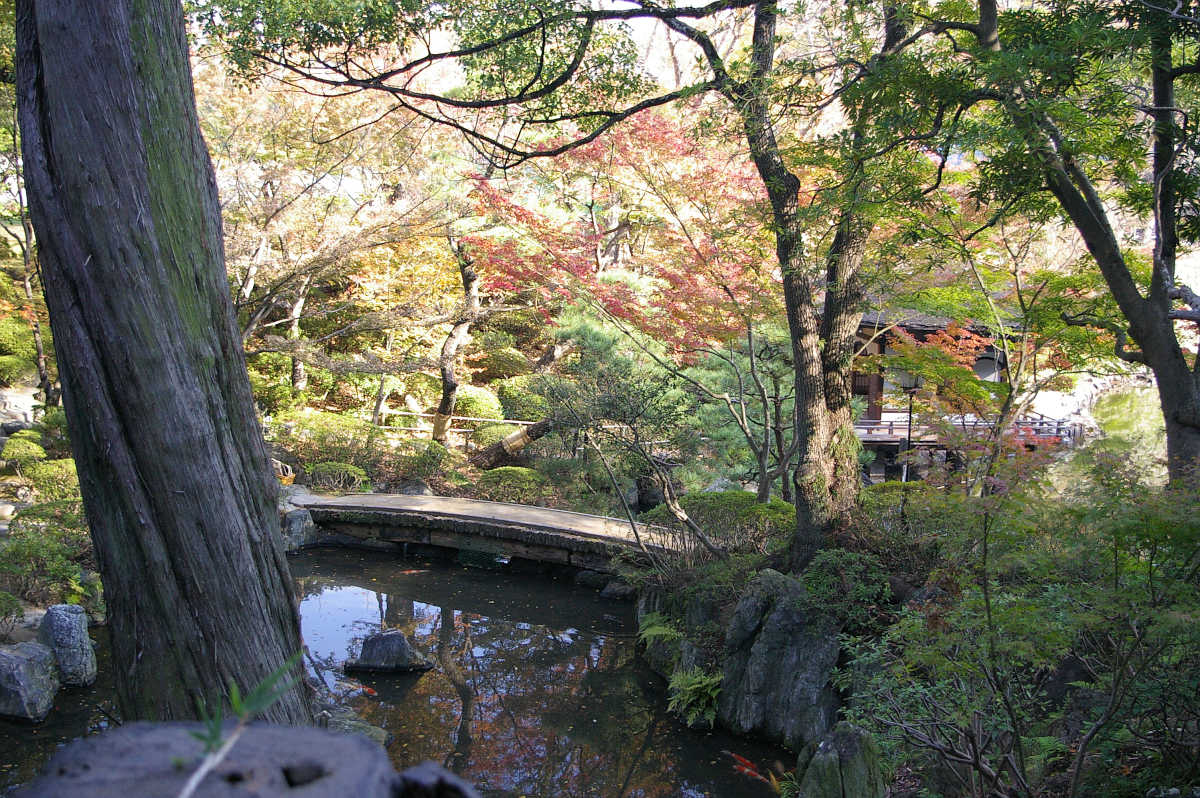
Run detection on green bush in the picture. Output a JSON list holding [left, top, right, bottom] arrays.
[[494, 376, 551, 421], [473, 422, 520, 450], [0, 317, 35, 385], [475, 466, 548, 504], [271, 409, 384, 473], [24, 459, 79, 501], [667, 667, 722, 728], [307, 462, 368, 492], [0, 589, 21, 640], [2, 434, 46, 470], [397, 441, 450, 482], [470, 346, 532, 381], [801, 549, 891, 633], [34, 408, 72, 458], [0, 500, 99, 612], [642, 490, 795, 553], [246, 352, 305, 416], [453, 385, 504, 425]]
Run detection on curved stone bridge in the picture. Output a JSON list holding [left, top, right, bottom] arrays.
[[294, 493, 671, 573]]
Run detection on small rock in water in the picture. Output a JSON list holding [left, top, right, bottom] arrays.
[[599, 581, 636, 600], [345, 630, 434, 674], [38, 604, 96, 687], [0, 641, 60, 721]]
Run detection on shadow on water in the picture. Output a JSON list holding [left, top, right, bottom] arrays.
[[293, 547, 783, 798]]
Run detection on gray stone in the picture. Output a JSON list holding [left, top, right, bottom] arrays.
[[281, 508, 319, 552], [394, 479, 433, 496], [37, 604, 96, 686], [345, 630, 434, 673], [717, 569, 840, 750], [277, 483, 313, 514], [794, 723, 886, 798], [10, 721, 481, 798], [1, 420, 31, 436], [0, 641, 60, 721], [573, 569, 609, 589], [702, 477, 740, 493], [320, 707, 391, 748], [599, 581, 636, 600]]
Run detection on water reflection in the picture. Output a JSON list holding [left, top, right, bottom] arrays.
[[292, 548, 778, 798]]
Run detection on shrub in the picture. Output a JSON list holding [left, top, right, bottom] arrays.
[[307, 462, 368, 492], [475, 466, 548, 504], [397, 441, 450, 482], [494, 375, 551, 421], [24, 459, 80, 501], [0, 590, 21, 640], [34, 408, 72, 458], [0, 317, 35, 385], [453, 385, 503, 424], [271, 409, 384, 473], [801, 549, 891, 633], [2, 433, 47, 470], [642, 490, 795, 553], [473, 422, 520, 450], [246, 352, 304, 416], [0, 500, 99, 612], [470, 345, 532, 381], [667, 667, 722, 728]]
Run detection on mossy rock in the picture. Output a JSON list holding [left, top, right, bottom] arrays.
[[24, 459, 80, 501], [33, 408, 72, 459], [475, 466, 549, 504], [494, 376, 550, 421], [307, 462, 369, 492], [2, 435, 47, 470]]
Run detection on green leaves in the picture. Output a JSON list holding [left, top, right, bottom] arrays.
[[191, 652, 303, 754]]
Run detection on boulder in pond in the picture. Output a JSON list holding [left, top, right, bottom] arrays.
[[281, 508, 318, 552], [718, 569, 840, 750], [345, 630, 434, 674], [793, 723, 886, 798], [37, 604, 96, 687], [0, 641, 60, 721]]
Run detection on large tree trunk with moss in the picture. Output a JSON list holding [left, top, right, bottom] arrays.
[[15, 0, 311, 724], [728, 2, 873, 572]]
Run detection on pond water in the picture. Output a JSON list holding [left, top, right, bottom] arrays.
[[1, 548, 783, 796], [293, 547, 781, 797]]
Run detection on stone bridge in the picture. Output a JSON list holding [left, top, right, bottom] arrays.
[[293, 493, 671, 574]]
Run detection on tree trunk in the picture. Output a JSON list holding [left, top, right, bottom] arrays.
[[434, 250, 479, 444], [469, 418, 552, 469], [20, 252, 57, 408], [15, 0, 311, 724]]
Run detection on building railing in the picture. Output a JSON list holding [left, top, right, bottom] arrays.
[[854, 411, 1084, 447]]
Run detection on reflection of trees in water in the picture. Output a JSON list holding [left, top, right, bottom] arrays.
[[293, 563, 757, 798], [437, 606, 474, 774]]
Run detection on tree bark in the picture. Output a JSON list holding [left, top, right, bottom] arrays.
[[469, 418, 553, 469], [15, 0, 311, 723], [727, 1, 872, 570], [433, 248, 479, 444]]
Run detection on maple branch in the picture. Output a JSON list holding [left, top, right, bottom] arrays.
[[1061, 312, 1147, 365]]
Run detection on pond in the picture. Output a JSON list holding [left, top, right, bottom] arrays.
[[2, 547, 783, 797], [293, 547, 781, 797]]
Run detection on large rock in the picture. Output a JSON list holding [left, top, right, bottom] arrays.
[[12, 721, 480, 798], [717, 569, 840, 750], [281, 508, 319, 552], [793, 723, 886, 798], [345, 630, 434, 674], [0, 641, 60, 721], [37, 604, 96, 686]]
